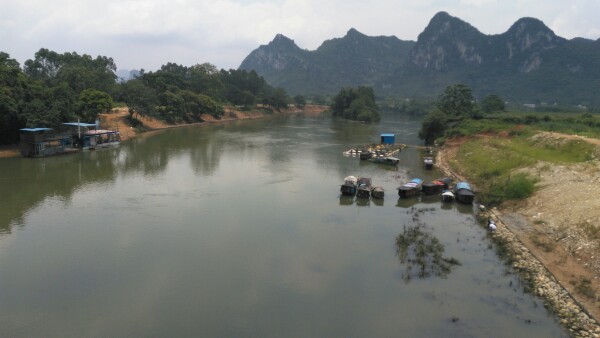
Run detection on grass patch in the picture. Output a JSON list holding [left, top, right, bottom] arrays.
[[453, 132, 596, 205], [579, 221, 600, 241], [572, 277, 596, 300], [529, 234, 555, 253]]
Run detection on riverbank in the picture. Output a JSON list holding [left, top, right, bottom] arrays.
[[437, 134, 600, 337], [0, 105, 329, 159]]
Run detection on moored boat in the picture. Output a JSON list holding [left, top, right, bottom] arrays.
[[356, 177, 372, 198], [397, 178, 423, 197], [340, 176, 358, 196], [421, 177, 452, 195], [441, 190, 455, 202], [454, 181, 475, 204], [424, 157, 434, 169], [359, 151, 373, 160], [371, 186, 384, 199], [368, 156, 400, 165]]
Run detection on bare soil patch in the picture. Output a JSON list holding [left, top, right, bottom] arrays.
[[437, 132, 600, 323]]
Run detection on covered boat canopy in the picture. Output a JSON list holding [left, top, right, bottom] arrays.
[[344, 176, 358, 185], [398, 178, 422, 189], [357, 177, 372, 186], [455, 181, 472, 191]]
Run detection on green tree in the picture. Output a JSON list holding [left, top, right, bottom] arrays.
[[418, 109, 448, 145], [331, 86, 379, 122], [293, 95, 306, 107], [480, 94, 505, 113], [122, 79, 157, 119], [78, 89, 113, 122], [0, 52, 27, 143], [437, 84, 474, 117]]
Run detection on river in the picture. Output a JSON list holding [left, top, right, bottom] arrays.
[[0, 114, 566, 337]]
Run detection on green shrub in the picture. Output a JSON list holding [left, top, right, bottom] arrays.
[[503, 174, 536, 199]]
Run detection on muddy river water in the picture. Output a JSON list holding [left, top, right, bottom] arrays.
[[0, 114, 566, 336]]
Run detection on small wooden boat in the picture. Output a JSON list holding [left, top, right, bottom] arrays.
[[356, 177, 372, 198], [441, 190, 455, 202], [421, 177, 452, 195], [371, 186, 384, 199], [340, 176, 358, 196], [454, 181, 475, 204], [368, 156, 399, 165], [397, 178, 423, 197], [359, 151, 373, 160], [424, 157, 434, 169]]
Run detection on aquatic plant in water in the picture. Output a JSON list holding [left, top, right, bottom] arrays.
[[395, 224, 460, 282]]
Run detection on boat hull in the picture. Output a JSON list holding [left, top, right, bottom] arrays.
[[340, 184, 357, 196], [455, 189, 475, 204], [398, 187, 419, 197], [371, 187, 384, 199], [357, 188, 371, 198], [421, 182, 445, 195]]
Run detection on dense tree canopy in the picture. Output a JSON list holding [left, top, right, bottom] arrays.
[[419, 83, 476, 145], [436, 84, 474, 117], [418, 109, 448, 145], [481, 94, 505, 113], [331, 86, 380, 122], [0, 48, 293, 145]]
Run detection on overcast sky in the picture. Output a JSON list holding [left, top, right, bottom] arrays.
[[2, 0, 599, 71]]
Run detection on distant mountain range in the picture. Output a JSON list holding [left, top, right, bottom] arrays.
[[239, 11, 600, 106]]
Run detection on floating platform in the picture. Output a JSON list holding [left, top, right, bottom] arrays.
[[343, 143, 405, 159]]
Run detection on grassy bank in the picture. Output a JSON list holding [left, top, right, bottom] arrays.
[[448, 117, 599, 206]]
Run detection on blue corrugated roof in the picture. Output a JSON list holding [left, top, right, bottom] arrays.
[[20, 128, 53, 132], [63, 122, 98, 127], [380, 133, 395, 137]]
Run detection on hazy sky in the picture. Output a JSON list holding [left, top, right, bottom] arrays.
[[2, 0, 599, 71]]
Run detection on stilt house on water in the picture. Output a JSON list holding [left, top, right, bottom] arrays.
[[19, 128, 73, 157], [63, 122, 120, 150], [19, 122, 120, 157]]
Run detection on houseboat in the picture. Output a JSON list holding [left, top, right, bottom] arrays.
[[441, 190, 455, 202], [421, 177, 452, 195], [19, 128, 74, 157], [397, 178, 423, 198], [340, 176, 358, 196], [356, 177, 373, 198], [371, 186, 385, 199], [454, 181, 475, 204], [368, 156, 400, 165], [424, 157, 434, 169], [63, 122, 120, 150]]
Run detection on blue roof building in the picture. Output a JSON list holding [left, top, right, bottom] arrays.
[[380, 133, 395, 144]]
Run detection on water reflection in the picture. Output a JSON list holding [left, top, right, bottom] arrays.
[[396, 196, 420, 208], [338, 195, 354, 206], [372, 198, 384, 207], [355, 197, 370, 207]]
